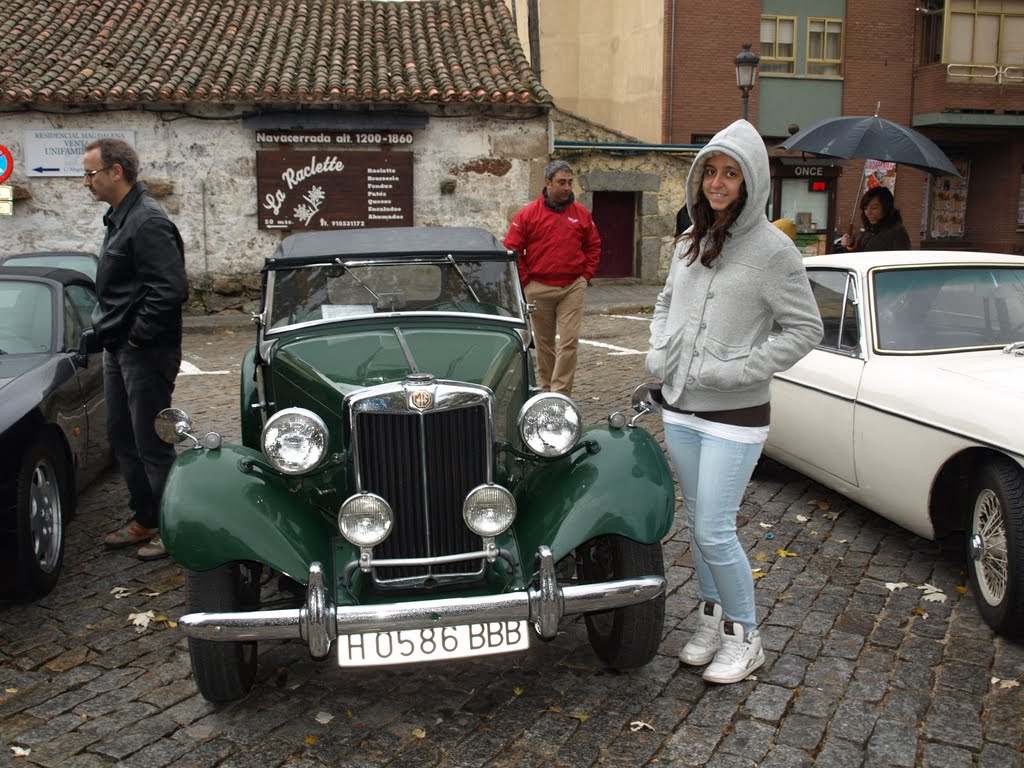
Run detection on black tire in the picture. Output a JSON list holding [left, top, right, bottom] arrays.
[[186, 563, 262, 702], [577, 534, 665, 669], [10, 433, 69, 598], [966, 458, 1024, 641]]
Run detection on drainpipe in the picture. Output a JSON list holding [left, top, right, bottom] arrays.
[[667, 0, 677, 143], [528, 0, 540, 78]]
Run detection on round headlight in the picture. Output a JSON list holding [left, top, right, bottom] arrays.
[[261, 408, 329, 475], [517, 393, 582, 457], [339, 493, 393, 547], [463, 484, 516, 537]]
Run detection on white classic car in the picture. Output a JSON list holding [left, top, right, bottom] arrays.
[[765, 251, 1024, 640]]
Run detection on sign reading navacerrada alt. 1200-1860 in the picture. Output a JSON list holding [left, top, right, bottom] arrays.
[[256, 131, 413, 231]]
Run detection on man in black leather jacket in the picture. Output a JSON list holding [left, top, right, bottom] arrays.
[[84, 138, 189, 561]]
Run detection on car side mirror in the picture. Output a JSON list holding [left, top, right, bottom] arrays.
[[75, 329, 100, 366], [609, 383, 663, 429]]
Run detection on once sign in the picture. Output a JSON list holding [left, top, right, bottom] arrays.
[[24, 130, 135, 177], [257, 148, 413, 231]]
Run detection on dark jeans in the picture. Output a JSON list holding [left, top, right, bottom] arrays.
[[104, 344, 181, 529]]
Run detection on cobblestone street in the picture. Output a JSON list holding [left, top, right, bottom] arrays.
[[1, 312, 1022, 768]]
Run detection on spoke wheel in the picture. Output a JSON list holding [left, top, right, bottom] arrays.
[[577, 535, 665, 669], [966, 458, 1024, 640], [187, 562, 263, 702]]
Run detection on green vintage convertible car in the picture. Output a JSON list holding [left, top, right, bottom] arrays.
[[158, 226, 675, 702]]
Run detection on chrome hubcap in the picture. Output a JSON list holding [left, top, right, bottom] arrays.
[[29, 459, 62, 573]]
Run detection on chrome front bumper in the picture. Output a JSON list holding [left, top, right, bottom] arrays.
[[178, 546, 666, 659]]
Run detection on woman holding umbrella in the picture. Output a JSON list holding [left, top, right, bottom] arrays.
[[841, 186, 911, 252]]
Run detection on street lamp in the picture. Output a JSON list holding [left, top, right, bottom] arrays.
[[734, 42, 760, 121]]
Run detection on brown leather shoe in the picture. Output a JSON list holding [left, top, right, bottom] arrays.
[[104, 520, 157, 549]]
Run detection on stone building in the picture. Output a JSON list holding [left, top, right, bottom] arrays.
[[0, 0, 554, 312]]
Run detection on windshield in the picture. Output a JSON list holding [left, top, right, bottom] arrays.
[[0, 281, 54, 353], [873, 266, 1024, 353], [266, 258, 523, 331]]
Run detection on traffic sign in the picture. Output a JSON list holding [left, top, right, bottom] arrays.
[[23, 130, 135, 177], [0, 144, 12, 183]]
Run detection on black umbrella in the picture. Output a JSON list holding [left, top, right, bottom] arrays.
[[779, 114, 960, 177]]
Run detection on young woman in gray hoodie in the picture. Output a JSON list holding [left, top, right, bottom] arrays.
[[646, 120, 823, 684]]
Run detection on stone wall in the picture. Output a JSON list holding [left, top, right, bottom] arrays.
[[1, 108, 548, 313]]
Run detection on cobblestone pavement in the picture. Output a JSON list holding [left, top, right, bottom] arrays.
[[1, 313, 1022, 768]]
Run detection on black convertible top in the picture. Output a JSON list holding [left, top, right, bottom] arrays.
[[0, 265, 96, 288], [266, 227, 511, 267]]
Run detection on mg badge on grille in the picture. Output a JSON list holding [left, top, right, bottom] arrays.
[[410, 389, 433, 410]]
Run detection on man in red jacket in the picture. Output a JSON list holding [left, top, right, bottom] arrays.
[[504, 160, 602, 396]]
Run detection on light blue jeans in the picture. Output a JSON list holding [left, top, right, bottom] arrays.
[[663, 421, 764, 631]]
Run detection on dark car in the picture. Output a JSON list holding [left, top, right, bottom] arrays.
[[158, 227, 675, 702], [0, 250, 99, 281], [0, 267, 108, 598]]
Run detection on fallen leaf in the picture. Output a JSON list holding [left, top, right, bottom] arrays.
[[304, 736, 318, 745], [885, 582, 910, 592], [10, 746, 30, 757], [754, 552, 770, 562], [569, 713, 589, 722], [775, 549, 798, 558], [629, 720, 655, 732], [5, 688, 17, 694], [513, 687, 524, 696], [795, 515, 809, 523], [991, 677, 1020, 689], [315, 711, 334, 725], [921, 592, 947, 603], [913, 608, 929, 619], [808, 499, 831, 511], [759, 522, 774, 529], [955, 585, 968, 595], [128, 610, 155, 632], [751, 568, 765, 580], [412, 727, 427, 738], [110, 587, 132, 599], [777, 593, 792, 600]]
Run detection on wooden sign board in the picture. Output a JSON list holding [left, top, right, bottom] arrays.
[[257, 145, 413, 231]]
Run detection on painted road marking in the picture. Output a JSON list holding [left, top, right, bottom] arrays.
[[179, 361, 231, 376]]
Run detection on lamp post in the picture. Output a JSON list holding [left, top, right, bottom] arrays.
[[734, 42, 760, 121]]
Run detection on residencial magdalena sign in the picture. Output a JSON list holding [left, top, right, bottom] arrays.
[[256, 131, 413, 231]]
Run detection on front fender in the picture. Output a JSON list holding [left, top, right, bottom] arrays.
[[513, 425, 675, 562], [160, 445, 335, 580]]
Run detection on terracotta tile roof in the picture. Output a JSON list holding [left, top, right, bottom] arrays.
[[0, 0, 551, 106]]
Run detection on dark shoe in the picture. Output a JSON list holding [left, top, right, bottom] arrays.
[[137, 534, 168, 561], [104, 520, 158, 549]]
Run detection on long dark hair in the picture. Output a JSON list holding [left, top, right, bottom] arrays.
[[681, 181, 748, 268], [859, 186, 902, 231]]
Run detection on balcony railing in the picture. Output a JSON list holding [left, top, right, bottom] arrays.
[[946, 64, 1023, 84]]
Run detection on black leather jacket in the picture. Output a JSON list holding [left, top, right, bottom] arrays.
[[91, 183, 189, 350]]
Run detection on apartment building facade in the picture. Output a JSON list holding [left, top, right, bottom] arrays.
[[513, 0, 1024, 258]]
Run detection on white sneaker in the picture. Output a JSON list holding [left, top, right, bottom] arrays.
[[702, 621, 764, 684], [679, 600, 722, 666]]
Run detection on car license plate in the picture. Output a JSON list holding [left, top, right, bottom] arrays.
[[336, 620, 530, 666]]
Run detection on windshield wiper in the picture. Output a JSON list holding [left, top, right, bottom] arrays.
[[335, 260, 381, 304], [446, 255, 481, 302], [1002, 341, 1024, 355]]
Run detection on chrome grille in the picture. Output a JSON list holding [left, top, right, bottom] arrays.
[[350, 381, 492, 585]]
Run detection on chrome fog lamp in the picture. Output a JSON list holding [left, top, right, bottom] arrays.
[[339, 492, 393, 547], [463, 484, 516, 537], [261, 408, 329, 475], [517, 393, 582, 457]]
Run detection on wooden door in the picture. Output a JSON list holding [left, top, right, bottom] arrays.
[[591, 191, 636, 278]]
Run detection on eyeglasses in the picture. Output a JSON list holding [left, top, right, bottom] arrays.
[[83, 166, 111, 179]]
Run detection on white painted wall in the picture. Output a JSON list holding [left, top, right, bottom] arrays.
[[1, 109, 548, 307]]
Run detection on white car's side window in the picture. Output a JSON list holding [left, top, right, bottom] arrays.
[[807, 269, 860, 354]]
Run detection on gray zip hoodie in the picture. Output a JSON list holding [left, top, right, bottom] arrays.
[[645, 119, 823, 412]]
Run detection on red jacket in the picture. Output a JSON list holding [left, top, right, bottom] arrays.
[[503, 194, 602, 286]]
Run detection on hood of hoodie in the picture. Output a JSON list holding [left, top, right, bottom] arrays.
[[686, 119, 770, 239]]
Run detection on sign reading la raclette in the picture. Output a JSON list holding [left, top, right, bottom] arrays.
[[256, 131, 414, 231]]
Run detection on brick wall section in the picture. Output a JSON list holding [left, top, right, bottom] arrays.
[[663, 0, 761, 145], [838, 0, 922, 245]]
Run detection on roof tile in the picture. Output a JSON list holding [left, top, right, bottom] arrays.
[[0, 0, 550, 106]]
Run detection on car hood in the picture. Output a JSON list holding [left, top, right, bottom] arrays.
[[861, 350, 1024, 450], [267, 323, 526, 413], [0, 354, 49, 390]]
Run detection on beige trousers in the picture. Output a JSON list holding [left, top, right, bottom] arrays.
[[524, 277, 586, 396]]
